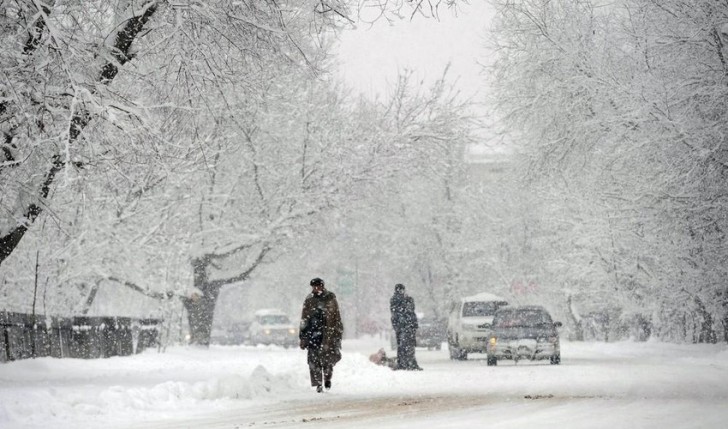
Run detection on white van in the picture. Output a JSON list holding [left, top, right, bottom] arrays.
[[247, 309, 298, 348], [447, 293, 509, 360]]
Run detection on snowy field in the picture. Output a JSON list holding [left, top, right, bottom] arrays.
[[1, 337, 727, 429]]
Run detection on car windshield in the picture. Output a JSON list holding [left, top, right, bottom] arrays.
[[462, 302, 499, 317], [494, 310, 552, 327], [259, 315, 290, 325]]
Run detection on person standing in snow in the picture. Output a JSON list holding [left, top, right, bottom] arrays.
[[299, 277, 344, 393], [390, 283, 422, 370]]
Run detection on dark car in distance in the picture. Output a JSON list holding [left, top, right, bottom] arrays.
[[416, 316, 446, 350], [211, 321, 251, 345], [390, 315, 447, 351], [486, 305, 562, 366]]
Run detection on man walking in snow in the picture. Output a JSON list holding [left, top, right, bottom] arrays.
[[390, 283, 422, 370], [299, 277, 344, 392]]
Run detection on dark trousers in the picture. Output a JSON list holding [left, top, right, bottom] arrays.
[[307, 346, 333, 387], [395, 328, 419, 370]]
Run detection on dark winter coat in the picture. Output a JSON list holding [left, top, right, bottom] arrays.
[[299, 289, 344, 357], [390, 291, 418, 334]]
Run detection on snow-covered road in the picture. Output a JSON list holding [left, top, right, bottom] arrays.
[[1, 337, 727, 428]]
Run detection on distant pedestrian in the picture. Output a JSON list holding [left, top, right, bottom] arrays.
[[299, 277, 344, 392], [390, 283, 422, 370]]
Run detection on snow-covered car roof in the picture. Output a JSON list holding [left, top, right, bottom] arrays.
[[461, 292, 507, 303], [253, 308, 288, 316]]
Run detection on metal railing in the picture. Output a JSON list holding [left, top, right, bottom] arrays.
[[0, 311, 162, 362]]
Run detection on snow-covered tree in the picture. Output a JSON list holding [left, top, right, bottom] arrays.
[[0, 0, 356, 266], [485, 0, 728, 342]]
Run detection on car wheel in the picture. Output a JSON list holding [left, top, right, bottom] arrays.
[[448, 344, 460, 360], [449, 345, 467, 360], [550, 353, 561, 365], [447, 335, 457, 359], [487, 355, 497, 366]]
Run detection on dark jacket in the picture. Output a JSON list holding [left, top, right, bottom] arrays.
[[299, 289, 344, 351], [390, 292, 418, 333]]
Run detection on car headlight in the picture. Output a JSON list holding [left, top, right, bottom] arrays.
[[264, 329, 271, 335], [288, 328, 296, 335]]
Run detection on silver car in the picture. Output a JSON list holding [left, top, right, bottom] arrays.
[[248, 309, 298, 348], [486, 305, 562, 366]]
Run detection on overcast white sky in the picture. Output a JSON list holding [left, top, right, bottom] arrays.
[[334, 2, 494, 99]]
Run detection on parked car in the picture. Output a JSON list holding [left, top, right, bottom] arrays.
[[210, 321, 250, 345], [389, 315, 447, 351], [416, 316, 446, 350], [447, 293, 509, 360], [247, 309, 298, 348], [486, 305, 562, 366]]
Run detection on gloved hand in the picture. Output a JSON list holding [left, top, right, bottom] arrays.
[[299, 339, 308, 350]]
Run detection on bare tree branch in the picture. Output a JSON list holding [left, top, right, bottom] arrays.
[[0, 1, 159, 266], [108, 276, 176, 301]]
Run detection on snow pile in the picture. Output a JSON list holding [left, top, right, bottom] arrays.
[[98, 365, 287, 407], [0, 346, 305, 428]]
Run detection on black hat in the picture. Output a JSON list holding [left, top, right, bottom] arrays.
[[310, 277, 325, 287], [395, 283, 405, 292]]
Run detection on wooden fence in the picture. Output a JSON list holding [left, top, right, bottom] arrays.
[[0, 311, 162, 363]]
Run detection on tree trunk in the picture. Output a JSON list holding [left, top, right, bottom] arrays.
[[566, 295, 584, 341], [722, 291, 728, 343], [182, 257, 222, 346], [183, 293, 218, 346], [695, 297, 716, 344], [181, 246, 268, 346]]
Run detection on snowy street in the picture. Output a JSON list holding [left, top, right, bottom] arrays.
[[2, 2, 727, 429], [1, 338, 727, 429]]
